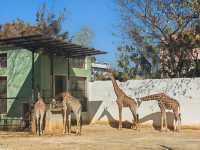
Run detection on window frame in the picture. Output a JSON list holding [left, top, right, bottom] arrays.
[[70, 57, 86, 69], [0, 76, 7, 114], [0, 53, 7, 68]]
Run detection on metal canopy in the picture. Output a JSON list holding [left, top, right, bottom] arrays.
[[0, 34, 107, 57]]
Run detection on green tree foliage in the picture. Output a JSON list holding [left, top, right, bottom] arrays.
[[95, 69, 130, 82], [117, 45, 138, 79], [72, 26, 95, 47], [117, 0, 200, 78], [117, 44, 159, 79]]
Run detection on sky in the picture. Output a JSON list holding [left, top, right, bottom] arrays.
[[0, 0, 121, 66]]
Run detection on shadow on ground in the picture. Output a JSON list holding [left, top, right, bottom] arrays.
[[98, 109, 133, 129], [98, 109, 175, 130], [140, 112, 175, 130]]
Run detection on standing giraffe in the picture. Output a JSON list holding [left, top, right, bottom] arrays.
[[61, 92, 82, 136], [104, 72, 140, 130], [138, 93, 181, 131], [34, 93, 46, 135]]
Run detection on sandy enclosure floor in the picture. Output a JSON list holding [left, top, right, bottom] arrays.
[[0, 124, 200, 150]]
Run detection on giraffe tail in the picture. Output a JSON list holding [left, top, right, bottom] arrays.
[[179, 112, 181, 124], [80, 114, 82, 135], [136, 98, 142, 107], [79, 105, 82, 135], [178, 105, 181, 125]]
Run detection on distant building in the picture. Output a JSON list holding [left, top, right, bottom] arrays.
[[91, 62, 110, 80]]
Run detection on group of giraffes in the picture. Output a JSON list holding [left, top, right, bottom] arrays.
[[104, 71, 181, 132], [34, 92, 82, 136], [34, 70, 181, 136]]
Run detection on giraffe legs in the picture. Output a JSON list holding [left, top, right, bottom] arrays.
[[159, 103, 168, 132], [160, 111, 168, 131], [130, 106, 138, 130], [173, 116, 177, 131], [63, 109, 67, 134], [177, 113, 181, 131], [163, 110, 168, 130], [40, 112, 45, 135], [75, 109, 81, 136], [118, 106, 122, 130], [68, 113, 71, 135], [160, 110, 164, 131], [174, 111, 181, 132], [35, 112, 40, 135]]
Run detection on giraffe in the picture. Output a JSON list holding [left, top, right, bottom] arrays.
[[34, 93, 46, 136], [60, 92, 82, 136], [62, 92, 82, 135], [104, 72, 140, 130], [138, 93, 181, 132]]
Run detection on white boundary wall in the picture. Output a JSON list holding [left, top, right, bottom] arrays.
[[88, 78, 200, 127]]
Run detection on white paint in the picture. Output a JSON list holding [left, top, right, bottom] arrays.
[[88, 78, 200, 126], [91, 63, 110, 69]]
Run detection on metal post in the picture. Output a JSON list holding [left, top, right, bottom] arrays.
[[31, 50, 35, 102], [67, 56, 70, 92], [50, 55, 54, 97]]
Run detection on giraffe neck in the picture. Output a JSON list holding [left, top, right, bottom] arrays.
[[38, 97, 44, 103], [110, 75, 123, 98], [140, 93, 164, 101]]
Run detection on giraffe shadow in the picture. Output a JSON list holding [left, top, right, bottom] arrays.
[[139, 112, 175, 130], [98, 109, 133, 129], [159, 144, 174, 150]]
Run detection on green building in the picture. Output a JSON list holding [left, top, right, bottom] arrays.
[[0, 34, 106, 129]]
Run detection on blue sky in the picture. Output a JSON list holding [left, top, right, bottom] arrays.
[[0, 0, 120, 66]]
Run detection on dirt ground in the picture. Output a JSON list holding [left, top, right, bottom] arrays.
[[0, 124, 200, 150]]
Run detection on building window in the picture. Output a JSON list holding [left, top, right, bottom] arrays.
[[0, 76, 7, 114], [55, 75, 66, 96], [69, 77, 87, 112], [70, 57, 85, 68], [0, 53, 7, 68]]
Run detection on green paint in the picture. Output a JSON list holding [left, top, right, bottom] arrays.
[[0, 48, 92, 122]]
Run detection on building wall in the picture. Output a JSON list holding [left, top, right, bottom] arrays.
[[88, 78, 200, 128], [39, 55, 91, 100], [0, 49, 40, 118], [0, 49, 92, 121]]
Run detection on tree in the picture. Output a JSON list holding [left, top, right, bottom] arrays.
[[72, 26, 95, 47], [0, 3, 68, 39], [117, 0, 200, 78], [117, 45, 138, 79], [72, 26, 96, 64], [0, 18, 40, 38], [36, 3, 69, 40], [117, 44, 159, 79]]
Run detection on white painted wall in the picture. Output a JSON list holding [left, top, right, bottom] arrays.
[[88, 78, 200, 127]]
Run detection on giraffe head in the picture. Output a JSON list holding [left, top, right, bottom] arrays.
[[103, 69, 114, 79], [62, 92, 72, 101]]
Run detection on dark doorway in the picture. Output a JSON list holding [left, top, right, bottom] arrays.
[[69, 77, 87, 112], [54, 75, 67, 96]]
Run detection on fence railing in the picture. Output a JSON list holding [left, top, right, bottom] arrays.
[[0, 97, 32, 131]]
